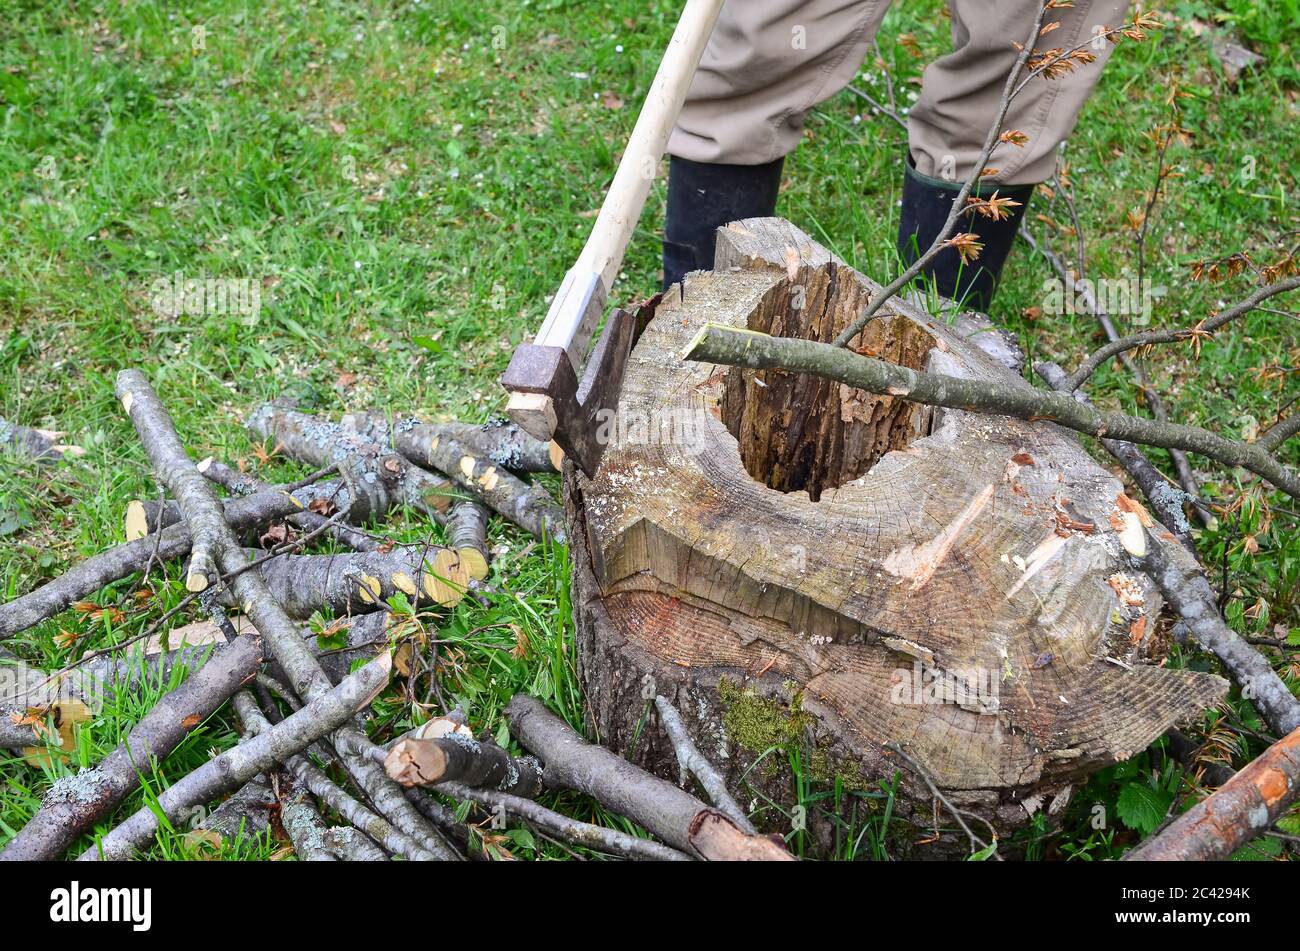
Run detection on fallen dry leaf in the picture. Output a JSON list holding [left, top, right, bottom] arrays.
[[394, 642, 413, 677], [308, 498, 337, 517], [260, 521, 290, 548]]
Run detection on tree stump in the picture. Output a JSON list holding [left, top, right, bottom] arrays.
[[569, 218, 1226, 856]]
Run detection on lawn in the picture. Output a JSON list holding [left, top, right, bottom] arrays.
[[0, 0, 1296, 859]]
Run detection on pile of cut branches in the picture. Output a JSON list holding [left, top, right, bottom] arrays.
[[0, 371, 788, 861]]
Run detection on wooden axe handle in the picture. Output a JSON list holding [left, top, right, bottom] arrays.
[[505, 0, 724, 446], [577, 0, 725, 294]]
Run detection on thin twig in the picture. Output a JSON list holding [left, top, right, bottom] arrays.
[[884, 742, 1000, 859], [1064, 275, 1300, 390]]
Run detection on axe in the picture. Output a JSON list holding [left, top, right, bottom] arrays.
[[500, 0, 725, 478]]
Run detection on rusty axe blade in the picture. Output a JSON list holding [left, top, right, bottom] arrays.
[[499, 0, 724, 478]]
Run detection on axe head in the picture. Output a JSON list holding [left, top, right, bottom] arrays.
[[501, 294, 658, 479]]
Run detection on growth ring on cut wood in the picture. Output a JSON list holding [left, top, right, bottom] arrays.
[[571, 218, 1225, 844]]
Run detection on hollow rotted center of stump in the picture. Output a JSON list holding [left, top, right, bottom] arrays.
[[721, 262, 937, 501]]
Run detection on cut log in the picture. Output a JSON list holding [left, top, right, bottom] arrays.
[[448, 501, 491, 580], [0, 417, 84, 463], [341, 412, 565, 542], [246, 405, 454, 524], [243, 545, 467, 617], [384, 733, 542, 797], [423, 418, 561, 474], [570, 218, 1228, 854]]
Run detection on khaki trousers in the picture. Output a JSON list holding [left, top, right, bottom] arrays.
[[668, 0, 1131, 185]]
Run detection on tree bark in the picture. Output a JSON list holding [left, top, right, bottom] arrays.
[[117, 376, 229, 592], [247, 404, 453, 524], [274, 768, 339, 861], [0, 635, 264, 861], [1125, 723, 1300, 861], [421, 418, 560, 473], [0, 717, 38, 750], [505, 694, 792, 860], [78, 652, 391, 860], [201, 772, 276, 843], [342, 412, 565, 542]]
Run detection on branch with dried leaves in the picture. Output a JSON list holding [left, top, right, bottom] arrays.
[[1020, 225, 1210, 523], [1063, 275, 1300, 391], [831, 2, 1160, 347], [198, 457, 379, 553]]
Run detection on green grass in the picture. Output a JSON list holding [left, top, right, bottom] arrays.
[[0, 0, 1297, 859]]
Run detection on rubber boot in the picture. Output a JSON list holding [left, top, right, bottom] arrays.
[[896, 157, 1035, 312], [663, 155, 784, 290]]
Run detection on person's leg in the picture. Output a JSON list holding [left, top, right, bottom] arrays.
[[664, 0, 891, 288], [900, 0, 1132, 311]]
